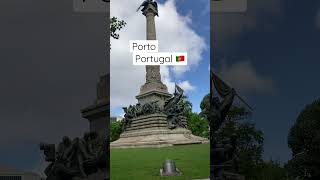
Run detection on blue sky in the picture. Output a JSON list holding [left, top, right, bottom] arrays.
[[159, 0, 210, 113], [214, 0, 320, 162]]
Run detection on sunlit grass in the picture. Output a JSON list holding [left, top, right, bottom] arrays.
[[111, 144, 209, 180]]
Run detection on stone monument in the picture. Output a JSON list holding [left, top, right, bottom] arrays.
[[111, 0, 207, 148], [81, 74, 109, 139], [40, 75, 109, 180]]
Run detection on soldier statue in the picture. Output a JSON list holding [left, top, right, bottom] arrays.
[[137, 0, 159, 16], [209, 72, 251, 180], [163, 84, 187, 129]]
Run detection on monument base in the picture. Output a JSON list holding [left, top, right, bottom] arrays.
[[223, 172, 245, 180], [212, 173, 245, 180], [111, 127, 208, 149], [71, 170, 108, 180]]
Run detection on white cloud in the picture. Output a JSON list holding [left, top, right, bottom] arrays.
[[160, 66, 195, 94], [213, 0, 283, 49], [110, 0, 206, 111], [217, 60, 276, 94], [178, 81, 196, 92]]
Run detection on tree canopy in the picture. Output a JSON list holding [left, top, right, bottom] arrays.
[[286, 99, 320, 179], [110, 17, 126, 40], [200, 93, 267, 179], [110, 121, 123, 142]]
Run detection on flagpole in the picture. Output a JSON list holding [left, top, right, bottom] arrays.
[[235, 94, 253, 111]]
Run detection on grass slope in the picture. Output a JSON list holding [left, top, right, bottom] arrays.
[[111, 144, 209, 180]]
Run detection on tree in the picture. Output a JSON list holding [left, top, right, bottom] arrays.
[[110, 17, 126, 40], [187, 112, 209, 138], [108, 16, 125, 142], [178, 95, 209, 138], [249, 160, 288, 180], [199, 94, 210, 120], [109, 17, 126, 49], [286, 99, 320, 179], [200, 93, 265, 179], [110, 121, 123, 142], [218, 108, 264, 178], [236, 121, 264, 178]]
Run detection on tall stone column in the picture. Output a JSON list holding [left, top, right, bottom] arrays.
[[145, 6, 157, 40], [137, 2, 171, 108], [144, 3, 161, 84]]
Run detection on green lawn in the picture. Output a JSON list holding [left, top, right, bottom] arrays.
[[110, 144, 209, 180]]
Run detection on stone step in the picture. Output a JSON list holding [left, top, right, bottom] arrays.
[[126, 124, 167, 131], [126, 124, 168, 131], [130, 119, 167, 127], [129, 123, 167, 129], [127, 119, 187, 131], [132, 115, 167, 122], [131, 116, 167, 123]]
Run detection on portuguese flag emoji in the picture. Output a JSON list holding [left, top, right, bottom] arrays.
[[176, 55, 185, 62]]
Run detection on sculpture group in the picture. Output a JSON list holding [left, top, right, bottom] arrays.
[[40, 132, 107, 180], [122, 84, 187, 132]]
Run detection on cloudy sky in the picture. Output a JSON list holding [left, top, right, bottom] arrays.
[[213, 0, 320, 162], [0, 0, 107, 174], [110, 0, 210, 116]]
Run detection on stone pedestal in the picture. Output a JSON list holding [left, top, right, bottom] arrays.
[[136, 91, 171, 111], [81, 75, 109, 138], [111, 128, 207, 148], [211, 173, 245, 180], [81, 100, 109, 136], [124, 113, 168, 132], [111, 127, 206, 149], [111, 113, 206, 148], [223, 172, 245, 180]]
